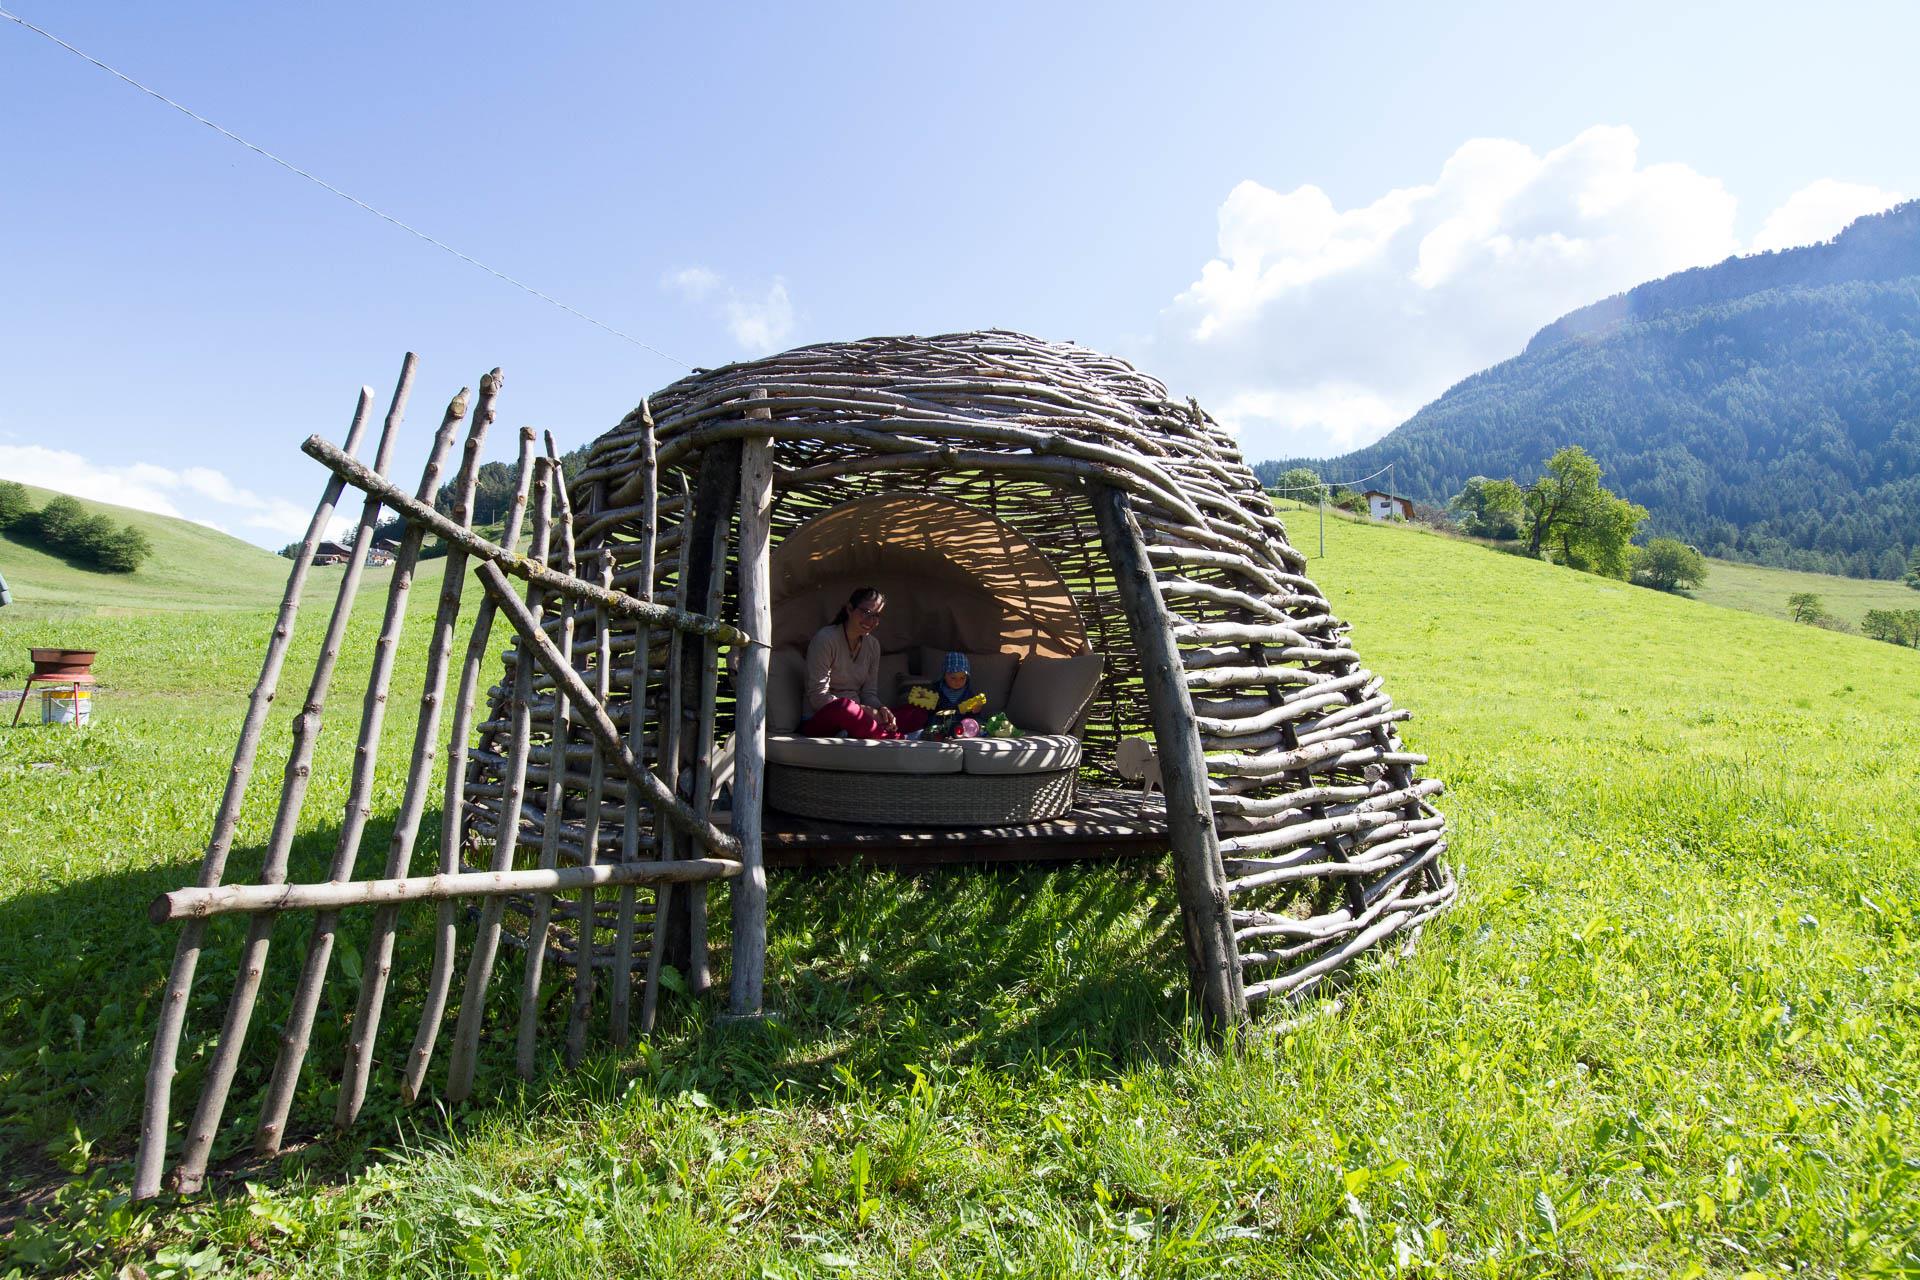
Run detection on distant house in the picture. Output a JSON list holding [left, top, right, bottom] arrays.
[[313, 539, 395, 567], [1363, 490, 1414, 521]]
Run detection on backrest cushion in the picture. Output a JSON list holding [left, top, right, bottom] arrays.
[[879, 651, 913, 703], [1006, 653, 1104, 735], [916, 646, 1019, 713], [768, 646, 808, 733]]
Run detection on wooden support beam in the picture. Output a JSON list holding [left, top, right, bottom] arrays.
[[729, 395, 774, 1016], [152, 859, 742, 922], [663, 439, 741, 992], [1090, 482, 1246, 1031]]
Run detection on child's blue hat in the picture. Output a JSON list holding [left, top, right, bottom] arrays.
[[943, 651, 969, 675]]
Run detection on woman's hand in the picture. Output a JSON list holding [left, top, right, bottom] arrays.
[[873, 705, 898, 732]]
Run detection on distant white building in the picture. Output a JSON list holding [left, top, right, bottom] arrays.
[[1363, 489, 1413, 521]]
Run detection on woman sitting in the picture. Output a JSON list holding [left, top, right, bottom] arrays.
[[798, 586, 901, 739]]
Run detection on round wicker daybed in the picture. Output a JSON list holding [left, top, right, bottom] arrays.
[[469, 330, 1456, 1024]]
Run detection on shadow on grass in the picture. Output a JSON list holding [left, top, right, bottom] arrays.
[[0, 806, 1186, 1202]]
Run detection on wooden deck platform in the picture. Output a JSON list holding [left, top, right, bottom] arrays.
[[757, 785, 1170, 870]]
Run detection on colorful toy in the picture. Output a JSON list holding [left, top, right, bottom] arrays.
[[905, 684, 940, 711], [980, 712, 1023, 738]]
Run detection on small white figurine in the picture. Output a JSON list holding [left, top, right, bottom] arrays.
[[1114, 736, 1162, 797]]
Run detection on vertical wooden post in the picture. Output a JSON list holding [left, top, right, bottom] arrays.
[[639, 474, 693, 1035], [610, 406, 658, 1044], [403, 428, 536, 1103], [336, 370, 498, 1129], [516, 441, 578, 1078], [446, 442, 552, 1102], [663, 440, 741, 991], [729, 394, 774, 1017], [1089, 483, 1246, 1031]]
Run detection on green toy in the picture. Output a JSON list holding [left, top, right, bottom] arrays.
[[980, 712, 1023, 738]]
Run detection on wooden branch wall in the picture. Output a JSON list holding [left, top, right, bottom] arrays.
[[134, 359, 746, 1200], [137, 329, 1453, 1199]]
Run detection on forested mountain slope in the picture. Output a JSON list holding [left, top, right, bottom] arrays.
[[1266, 200, 1920, 578]]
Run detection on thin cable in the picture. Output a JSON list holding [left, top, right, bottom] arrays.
[[0, 5, 691, 371], [1268, 461, 1397, 493]]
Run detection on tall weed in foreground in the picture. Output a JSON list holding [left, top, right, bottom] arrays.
[[4, 525, 1919, 1276]]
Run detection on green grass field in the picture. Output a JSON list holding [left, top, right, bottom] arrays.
[[1690, 554, 1920, 630], [2, 505, 1917, 1277]]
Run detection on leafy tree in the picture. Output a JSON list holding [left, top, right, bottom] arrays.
[[0, 480, 31, 531], [1861, 608, 1920, 647], [1788, 592, 1829, 624], [94, 526, 153, 573], [1448, 476, 1525, 540], [1634, 538, 1707, 591], [1520, 447, 1646, 578], [69, 513, 120, 559], [33, 494, 87, 545], [1906, 549, 1920, 590], [1271, 467, 1326, 503]]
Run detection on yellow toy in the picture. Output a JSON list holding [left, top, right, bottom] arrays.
[[906, 684, 940, 711]]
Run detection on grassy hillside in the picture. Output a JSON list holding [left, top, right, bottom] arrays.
[[3, 516, 1917, 1275], [1270, 201, 1920, 579], [1693, 553, 1920, 629], [0, 483, 290, 614]]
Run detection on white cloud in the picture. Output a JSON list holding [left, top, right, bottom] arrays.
[[0, 444, 316, 542], [664, 266, 796, 356], [1158, 125, 1751, 461], [1751, 179, 1905, 253]]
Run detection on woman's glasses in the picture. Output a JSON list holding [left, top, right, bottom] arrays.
[[853, 605, 884, 623]]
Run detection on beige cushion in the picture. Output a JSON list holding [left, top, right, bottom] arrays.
[[879, 651, 912, 704], [916, 646, 1019, 713], [768, 647, 808, 734], [956, 734, 1081, 775], [765, 734, 964, 774], [1006, 653, 1103, 735]]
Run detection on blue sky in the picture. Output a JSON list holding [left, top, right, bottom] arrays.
[[4, 1, 1917, 545]]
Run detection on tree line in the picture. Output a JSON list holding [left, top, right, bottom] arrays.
[[0, 482, 154, 573], [1272, 448, 1706, 592]]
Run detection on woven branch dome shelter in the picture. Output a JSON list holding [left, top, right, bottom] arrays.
[[472, 329, 1456, 1021]]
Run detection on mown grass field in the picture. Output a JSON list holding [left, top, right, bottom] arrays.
[[2, 506, 1917, 1277], [1690, 555, 1920, 631]]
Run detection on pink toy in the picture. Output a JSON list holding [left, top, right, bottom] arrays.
[[955, 717, 980, 738]]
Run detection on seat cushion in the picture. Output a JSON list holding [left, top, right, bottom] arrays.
[[765, 734, 965, 774], [955, 734, 1081, 776], [1006, 653, 1103, 735]]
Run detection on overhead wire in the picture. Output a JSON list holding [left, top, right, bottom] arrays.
[[0, 4, 692, 371], [1266, 461, 1397, 494]]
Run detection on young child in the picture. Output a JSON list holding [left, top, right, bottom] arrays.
[[935, 651, 976, 710], [894, 651, 983, 737]]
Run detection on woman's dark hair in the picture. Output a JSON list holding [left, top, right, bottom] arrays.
[[832, 586, 884, 626]]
